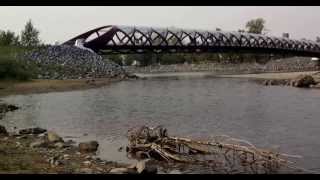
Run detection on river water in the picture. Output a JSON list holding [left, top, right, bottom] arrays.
[[1, 75, 320, 172]]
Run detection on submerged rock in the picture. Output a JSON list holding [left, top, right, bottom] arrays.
[[0, 125, 8, 136], [78, 141, 99, 153], [19, 127, 47, 135], [0, 103, 19, 113]]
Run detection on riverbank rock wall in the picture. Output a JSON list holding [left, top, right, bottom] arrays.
[[124, 57, 319, 74], [23, 45, 127, 80]]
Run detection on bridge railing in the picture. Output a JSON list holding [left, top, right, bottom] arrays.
[[63, 25, 320, 57]]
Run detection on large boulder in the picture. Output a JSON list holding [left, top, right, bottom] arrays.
[[292, 75, 317, 88], [78, 141, 99, 153], [19, 127, 47, 135], [0, 125, 8, 136]]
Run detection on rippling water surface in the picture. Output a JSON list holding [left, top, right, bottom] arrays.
[[2, 76, 320, 172]]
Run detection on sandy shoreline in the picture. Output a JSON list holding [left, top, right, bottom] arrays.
[[1, 71, 319, 98], [0, 77, 124, 97], [136, 71, 319, 79]]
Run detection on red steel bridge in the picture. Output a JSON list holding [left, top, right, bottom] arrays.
[[63, 25, 320, 57]]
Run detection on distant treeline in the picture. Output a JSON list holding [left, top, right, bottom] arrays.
[[104, 53, 291, 67]]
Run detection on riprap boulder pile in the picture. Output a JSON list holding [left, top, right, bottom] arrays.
[[22, 45, 127, 80]]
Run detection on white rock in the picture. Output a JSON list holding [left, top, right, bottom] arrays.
[[109, 168, 131, 174], [47, 131, 63, 143], [54, 142, 65, 149], [83, 161, 92, 166], [136, 160, 157, 174], [79, 168, 93, 174]]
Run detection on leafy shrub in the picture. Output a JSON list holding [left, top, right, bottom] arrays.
[[0, 46, 37, 81]]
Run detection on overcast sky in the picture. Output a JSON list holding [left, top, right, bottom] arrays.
[[0, 6, 319, 44]]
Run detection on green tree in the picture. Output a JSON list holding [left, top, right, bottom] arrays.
[[0, 30, 20, 46], [245, 18, 266, 34], [20, 19, 40, 47]]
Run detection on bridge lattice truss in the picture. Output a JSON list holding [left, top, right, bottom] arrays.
[[64, 25, 320, 57]]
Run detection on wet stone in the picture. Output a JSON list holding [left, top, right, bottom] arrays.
[[19, 127, 47, 135], [0, 125, 8, 136]]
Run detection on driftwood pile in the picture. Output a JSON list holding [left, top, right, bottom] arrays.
[[126, 126, 310, 174]]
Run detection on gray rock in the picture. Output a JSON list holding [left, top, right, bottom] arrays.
[[30, 140, 48, 148], [78, 141, 99, 153], [169, 170, 182, 174], [38, 133, 47, 138], [85, 155, 92, 160], [16, 135, 28, 139], [109, 168, 137, 174], [78, 168, 94, 174], [15, 142, 22, 147]]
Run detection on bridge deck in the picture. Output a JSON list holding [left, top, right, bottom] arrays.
[[63, 25, 320, 57]]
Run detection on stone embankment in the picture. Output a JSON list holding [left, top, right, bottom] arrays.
[[22, 45, 128, 80], [124, 57, 319, 74], [0, 125, 159, 174]]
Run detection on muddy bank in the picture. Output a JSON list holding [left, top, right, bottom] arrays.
[[217, 71, 320, 89], [125, 57, 319, 74], [0, 77, 127, 97], [216, 71, 318, 80]]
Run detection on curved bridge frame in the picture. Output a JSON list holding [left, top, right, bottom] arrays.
[[64, 25, 320, 57]]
